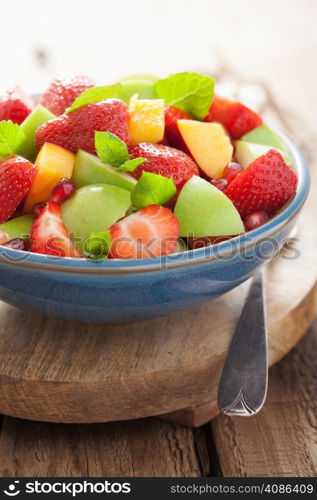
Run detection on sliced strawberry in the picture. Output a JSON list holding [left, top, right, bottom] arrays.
[[129, 143, 199, 192], [35, 99, 130, 154], [164, 106, 193, 154], [205, 95, 262, 139], [0, 155, 37, 223], [224, 150, 298, 217], [30, 201, 81, 257], [39, 75, 95, 115], [0, 87, 34, 124], [109, 204, 179, 259]]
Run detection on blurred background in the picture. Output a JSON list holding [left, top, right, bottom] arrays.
[[0, 0, 316, 127]]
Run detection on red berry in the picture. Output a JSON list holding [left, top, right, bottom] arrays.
[[244, 211, 269, 231], [205, 95, 262, 139], [129, 143, 199, 192], [109, 204, 179, 259], [223, 162, 242, 183], [0, 155, 37, 223], [30, 201, 81, 257], [224, 150, 298, 217], [51, 178, 75, 204], [39, 75, 95, 115], [33, 201, 48, 218], [164, 106, 193, 154], [2, 238, 27, 251], [211, 178, 228, 191], [0, 87, 34, 124], [36, 99, 130, 154]]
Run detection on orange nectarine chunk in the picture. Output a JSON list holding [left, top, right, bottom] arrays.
[[24, 143, 75, 212]]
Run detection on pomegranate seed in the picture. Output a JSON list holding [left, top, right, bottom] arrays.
[[211, 178, 228, 191], [244, 210, 269, 231], [51, 178, 76, 204], [2, 238, 27, 250], [33, 201, 48, 218], [223, 162, 242, 184]]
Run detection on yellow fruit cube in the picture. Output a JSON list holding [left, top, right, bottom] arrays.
[[129, 96, 165, 146], [178, 120, 233, 179], [24, 143, 75, 213]]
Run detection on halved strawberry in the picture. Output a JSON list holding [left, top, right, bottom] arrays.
[[0, 87, 34, 124], [129, 143, 199, 192], [0, 155, 37, 223], [36, 99, 130, 154], [109, 204, 179, 259], [164, 106, 193, 154], [224, 150, 298, 217], [30, 201, 81, 257], [205, 95, 262, 139], [39, 75, 95, 115]]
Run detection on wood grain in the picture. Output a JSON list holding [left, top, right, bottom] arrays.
[[211, 318, 317, 477], [0, 417, 210, 477], [0, 199, 315, 426]]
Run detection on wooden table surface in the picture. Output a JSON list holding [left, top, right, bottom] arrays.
[[0, 318, 315, 477]]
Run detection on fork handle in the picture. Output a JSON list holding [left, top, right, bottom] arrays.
[[217, 269, 268, 416]]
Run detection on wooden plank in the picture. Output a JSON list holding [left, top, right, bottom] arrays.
[[212, 319, 317, 477], [0, 417, 211, 477]]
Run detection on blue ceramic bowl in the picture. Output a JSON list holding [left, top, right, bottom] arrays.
[[0, 131, 310, 323]]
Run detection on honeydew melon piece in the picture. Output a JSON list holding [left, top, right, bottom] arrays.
[[235, 141, 292, 168], [242, 124, 286, 151], [174, 175, 244, 237], [18, 105, 55, 161], [119, 74, 158, 101], [61, 184, 131, 251], [0, 214, 34, 240], [72, 149, 137, 192]]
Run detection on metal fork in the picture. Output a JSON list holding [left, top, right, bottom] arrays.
[[217, 268, 268, 416]]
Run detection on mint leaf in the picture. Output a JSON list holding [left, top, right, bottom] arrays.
[[0, 121, 25, 159], [83, 231, 112, 260], [131, 172, 176, 209], [118, 158, 146, 172], [68, 84, 122, 112], [155, 72, 214, 120], [95, 131, 129, 167]]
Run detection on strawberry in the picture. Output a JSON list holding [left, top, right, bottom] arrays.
[[39, 75, 94, 115], [35, 99, 130, 154], [129, 143, 199, 192], [109, 204, 179, 259], [0, 87, 34, 124], [224, 150, 298, 217], [30, 201, 81, 257], [0, 155, 37, 223], [205, 95, 262, 139], [164, 106, 193, 154]]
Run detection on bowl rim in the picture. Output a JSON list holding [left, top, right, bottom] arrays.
[[0, 129, 310, 275]]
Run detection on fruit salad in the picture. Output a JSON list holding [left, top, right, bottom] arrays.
[[0, 72, 298, 260]]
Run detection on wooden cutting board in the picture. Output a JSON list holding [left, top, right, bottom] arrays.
[[0, 187, 315, 427]]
